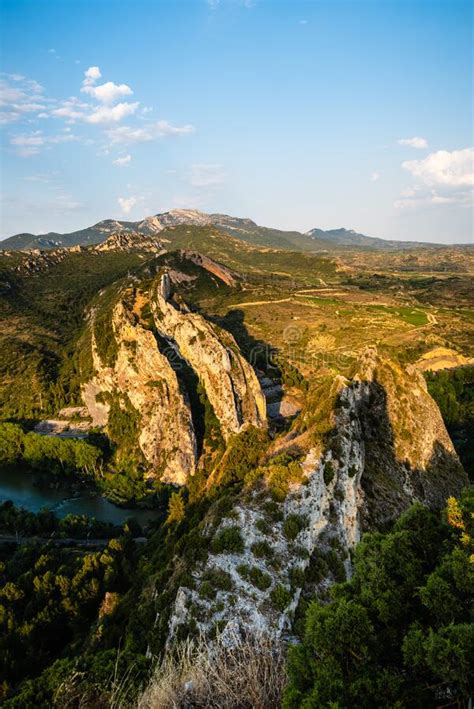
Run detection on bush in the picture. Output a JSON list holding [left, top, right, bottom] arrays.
[[217, 427, 269, 487], [283, 514, 306, 541], [270, 585, 292, 612], [251, 540, 274, 559], [268, 461, 303, 501], [211, 526, 245, 555], [201, 569, 234, 593], [199, 581, 216, 600], [288, 566, 305, 589], [255, 518, 270, 535], [263, 500, 284, 521], [323, 461, 335, 485], [237, 564, 272, 591], [166, 493, 185, 525]]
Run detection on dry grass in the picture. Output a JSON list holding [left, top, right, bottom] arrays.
[[138, 633, 287, 709]]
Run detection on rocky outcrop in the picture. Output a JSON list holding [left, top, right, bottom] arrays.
[[164, 347, 467, 643], [150, 273, 266, 438], [94, 231, 166, 253], [350, 347, 466, 528], [83, 296, 197, 484]]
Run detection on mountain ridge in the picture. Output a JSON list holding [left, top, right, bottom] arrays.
[[1, 208, 451, 252]]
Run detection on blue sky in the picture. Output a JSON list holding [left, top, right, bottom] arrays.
[[0, 0, 472, 242]]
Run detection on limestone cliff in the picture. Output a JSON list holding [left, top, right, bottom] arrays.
[[150, 272, 267, 438], [163, 347, 467, 644], [82, 295, 197, 484]]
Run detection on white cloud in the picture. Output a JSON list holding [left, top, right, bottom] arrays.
[[190, 163, 225, 187], [83, 66, 101, 87], [398, 136, 428, 149], [85, 101, 139, 124], [118, 195, 142, 214], [402, 148, 473, 187], [82, 80, 133, 104], [10, 131, 44, 156], [113, 154, 131, 166], [394, 189, 471, 211], [10, 130, 79, 156], [3, 66, 194, 158], [51, 98, 89, 121], [0, 75, 51, 124], [107, 120, 195, 144], [370, 171, 380, 182]]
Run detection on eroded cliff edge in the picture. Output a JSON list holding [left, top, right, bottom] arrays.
[[81, 268, 267, 484], [160, 347, 467, 645]]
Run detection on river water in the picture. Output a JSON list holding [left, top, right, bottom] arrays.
[[0, 467, 159, 527]]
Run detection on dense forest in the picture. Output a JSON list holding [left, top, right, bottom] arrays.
[[0, 489, 471, 707]]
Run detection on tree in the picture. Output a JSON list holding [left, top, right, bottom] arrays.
[[166, 492, 185, 525], [284, 493, 474, 708]]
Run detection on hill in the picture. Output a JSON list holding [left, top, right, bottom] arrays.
[[0, 208, 447, 252]]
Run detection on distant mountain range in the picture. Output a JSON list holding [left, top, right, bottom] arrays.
[[0, 208, 444, 252]]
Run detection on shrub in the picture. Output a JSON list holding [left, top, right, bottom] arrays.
[[270, 585, 292, 612], [283, 514, 306, 541], [255, 518, 270, 535], [263, 501, 284, 521], [289, 566, 305, 589], [237, 564, 272, 591], [268, 461, 303, 501], [251, 540, 274, 559], [199, 581, 216, 601], [166, 493, 185, 525], [211, 526, 245, 555], [202, 569, 234, 593], [323, 461, 335, 486]]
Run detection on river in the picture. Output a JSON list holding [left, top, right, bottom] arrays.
[[0, 467, 160, 527]]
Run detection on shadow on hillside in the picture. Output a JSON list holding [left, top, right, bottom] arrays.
[[210, 308, 280, 376]]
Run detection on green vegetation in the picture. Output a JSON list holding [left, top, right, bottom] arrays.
[[0, 501, 124, 540], [216, 426, 269, 488], [251, 540, 274, 559], [323, 461, 335, 485], [270, 584, 292, 612], [0, 250, 144, 420], [0, 534, 139, 705], [284, 494, 473, 708], [283, 514, 306, 541], [166, 492, 185, 525], [0, 423, 102, 478], [211, 526, 245, 555], [425, 366, 474, 478], [236, 564, 272, 591]]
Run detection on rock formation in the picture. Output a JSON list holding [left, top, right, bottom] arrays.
[[150, 272, 267, 438], [83, 296, 197, 485], [164, 347, 467, 643]]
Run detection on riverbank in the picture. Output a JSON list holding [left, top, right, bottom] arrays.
[[0, 466, 162, 527]]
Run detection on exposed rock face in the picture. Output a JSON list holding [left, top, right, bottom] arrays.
[[83, 297, 197, 484], [94, 231, 165, 253], [179, 250, 237, 286], [353, 347, 466, 528], [164, 347, 467, 643], [150, 273, 266, 438]]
